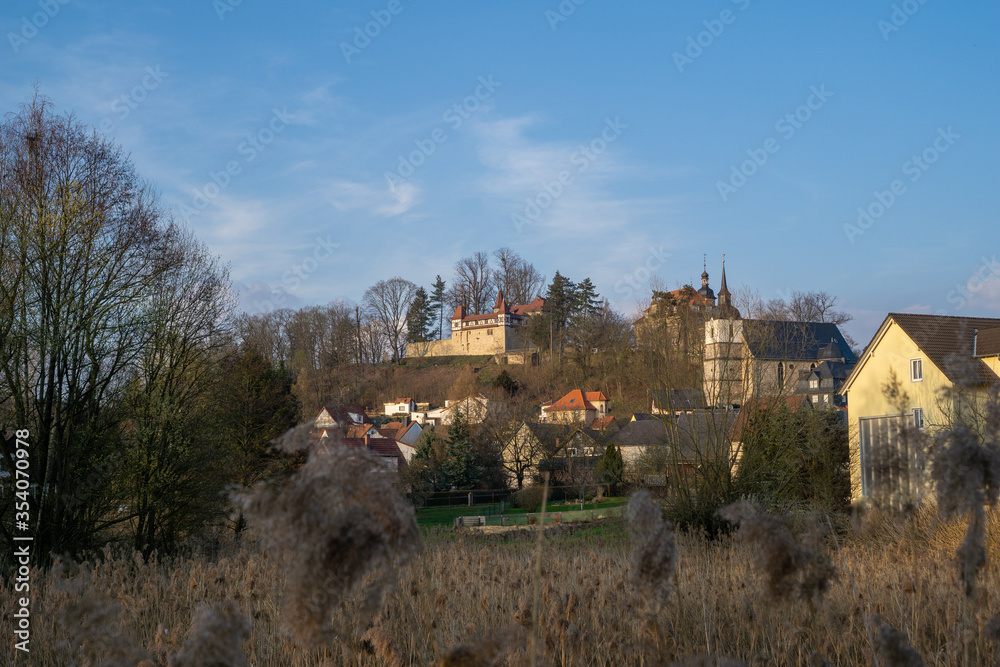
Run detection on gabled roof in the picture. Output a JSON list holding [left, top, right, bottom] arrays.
[[511, 297, 545, 315], [346, 424, 382, 439], [542, 389, 603, 413], [589, 415, 618, 431], [612, 411, 737, 461], [843, 313, 1000, 393], [390, 397, 413, 404], [742, 320, 857, 364], [319, 405, 372, 425], [519, 422, 574, 455]]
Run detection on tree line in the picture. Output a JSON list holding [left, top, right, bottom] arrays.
[[0, 95, 299, 564]]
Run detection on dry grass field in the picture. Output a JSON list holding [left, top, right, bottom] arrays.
[[4, 503, 1000, 666]]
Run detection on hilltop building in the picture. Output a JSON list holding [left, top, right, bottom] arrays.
[[406, 289, 544, 360]]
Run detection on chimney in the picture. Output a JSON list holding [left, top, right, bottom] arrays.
[[973, 328, 978, 357], [364, 434, 370, 449]]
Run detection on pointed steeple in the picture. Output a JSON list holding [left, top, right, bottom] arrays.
[[716, 254, 741, 319], [718, 254, 731, 300], [493, 288, 509, 314]]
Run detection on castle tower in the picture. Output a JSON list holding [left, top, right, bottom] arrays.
[[697, 254, 716, 303]]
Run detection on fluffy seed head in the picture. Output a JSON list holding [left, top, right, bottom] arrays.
[[626, 490, 677, 612], [873, 615, 925, 667], [234, 428, 420, 647], [168, 600, 250, 667]]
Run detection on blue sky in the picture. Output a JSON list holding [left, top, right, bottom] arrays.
[[2, 0, 998, 345]]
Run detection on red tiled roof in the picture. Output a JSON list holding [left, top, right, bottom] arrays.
[[345, 424, 383, 439], [494, 289, 510, 314], [452, 305, 464, 320], [511, 297, 545, 315], [543, 389, 597, 413], [391, 398, 413, 404], [589, 415, 617, 431], [585, 391, 608, 402], [340, 437, 403, 459]]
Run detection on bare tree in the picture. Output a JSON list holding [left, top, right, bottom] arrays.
[[449, 251, 494, 315], [493, 247, 544, 306], [363, 277, 416, 362], [122, 229, 236, 555], [0, 93, 180, 560]]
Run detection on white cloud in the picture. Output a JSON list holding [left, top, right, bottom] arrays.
[[326, 179, 421, 216]]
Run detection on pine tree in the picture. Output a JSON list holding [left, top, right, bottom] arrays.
[[574, 277, 601, 318], [405, 286, 433, 344], [440, 408, 480, 490], [595, 442, 625, 496], [545, 271, 577, 330], [430, 275, 447, 340]]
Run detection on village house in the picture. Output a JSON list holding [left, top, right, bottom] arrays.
[[503, 421, 611, 489], [405, 290, 545, 359], [315, 404, 372, 429], [539, 389, 609, 424], [839, 313, 1000, 502], [383, 397, 416, 416], [611, 410, 740, 488], [412, 393, 492, 426]]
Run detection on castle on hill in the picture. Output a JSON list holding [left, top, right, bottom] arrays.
[[406, 289, 545, 360]]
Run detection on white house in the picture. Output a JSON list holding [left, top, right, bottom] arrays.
[[384, 397, 416, 416]]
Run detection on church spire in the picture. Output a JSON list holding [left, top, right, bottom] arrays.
[[718, 254, 730, 299]]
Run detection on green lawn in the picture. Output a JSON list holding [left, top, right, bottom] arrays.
[[415, 497, 627, 526]]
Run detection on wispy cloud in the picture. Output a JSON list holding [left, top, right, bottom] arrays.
[[326, 179, 421, 216]]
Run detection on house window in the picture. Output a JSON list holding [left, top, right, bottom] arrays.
[[910, 358, 923, 382], [811, 394, 819, 403], [488, 329, 493, 335], [809, 378, 819, 389], [912, 407, 925, 430], [823, 394, 829, 404]]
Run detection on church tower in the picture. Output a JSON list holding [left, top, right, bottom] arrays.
[[716, 255, 740, 319], [697, 254, 716, 304]]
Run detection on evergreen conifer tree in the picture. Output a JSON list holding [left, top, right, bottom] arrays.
[[430, 275, 447, 340]]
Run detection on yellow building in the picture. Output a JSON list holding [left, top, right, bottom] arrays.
[[405, 290, 544, 359], [840, 313, 1000, 502]]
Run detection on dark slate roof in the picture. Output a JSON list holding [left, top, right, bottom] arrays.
[[743, 320, 857, 364], [611, 410, 737, 461], [631, 413, 657, 422], [520, 422, 574, 455], [889, 313, 1000, 386], [975, 326, 1000, 357], [652, 389, 706, 411], [320, 405, 373, 425], [797, 360, 851, 382]]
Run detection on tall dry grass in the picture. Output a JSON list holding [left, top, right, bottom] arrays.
[[4, 504, 1000, 665]]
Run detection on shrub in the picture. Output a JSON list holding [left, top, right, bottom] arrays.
[[514, 486, 547, 513]]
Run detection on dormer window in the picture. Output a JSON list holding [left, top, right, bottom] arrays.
[[910, 358, 923, 382], [809, 378, 819, 389]]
